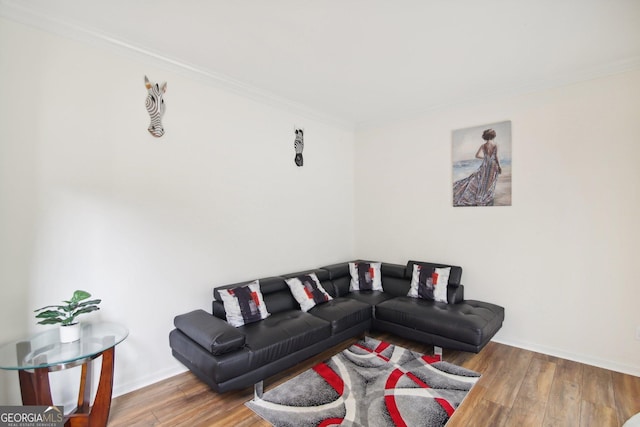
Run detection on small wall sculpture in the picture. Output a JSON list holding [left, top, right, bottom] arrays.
[[294, 128, 304, 166], [144, 75, 167, 137]]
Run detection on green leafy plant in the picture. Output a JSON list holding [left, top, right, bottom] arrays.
[[34, 290, 101, 326]]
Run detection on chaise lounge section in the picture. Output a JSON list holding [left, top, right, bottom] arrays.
[[169, 259, 504, 393], [323, 260, 504, 353]]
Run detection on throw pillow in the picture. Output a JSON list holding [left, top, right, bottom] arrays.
[[217, 280, 270, 327], [349, 261, 383, 291], [286, 273, 333, 312], [408, 265, 451, 303]]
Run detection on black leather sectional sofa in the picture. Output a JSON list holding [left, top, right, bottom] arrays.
[[169, 260, 504, 393]]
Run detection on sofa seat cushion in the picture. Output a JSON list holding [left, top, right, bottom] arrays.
[[308, 297, 372, 334], [375, 297, 504, 347], [240, 310, 331, 370], [346, 290, 395, 307]]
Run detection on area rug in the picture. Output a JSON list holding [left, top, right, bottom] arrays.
[[246, 337, 480, 427]]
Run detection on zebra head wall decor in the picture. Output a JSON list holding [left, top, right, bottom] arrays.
[[294, 128, 304, 166], [144, 75, 167, 137]]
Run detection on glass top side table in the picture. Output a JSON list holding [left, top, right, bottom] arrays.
[[0, 322, 128, 371], [0, 322, 128, 427]]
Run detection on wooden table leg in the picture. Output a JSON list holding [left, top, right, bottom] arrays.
[[66, 346, 115, 427], [90, 346, 115, 427], [76, 359, 92, 413], [18, 367, 54, 406], [16, 341, 54, 406]]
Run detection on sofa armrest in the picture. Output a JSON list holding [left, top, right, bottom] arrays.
[[448, 284, 464, 304], [174, 309, 245, 355]]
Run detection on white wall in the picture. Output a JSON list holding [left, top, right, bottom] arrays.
[[355, 69, 640, 375], [0, 18, 355, 404], [2, 13, 639, 408]]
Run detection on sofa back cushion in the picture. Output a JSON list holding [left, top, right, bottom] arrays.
[[322, 262, 351, 297], [213, 276, 298, 320], [217, 280, 271, 327], [406, 260, 462, 285], [321, 261, 410, 298], [283, 268, 334, 295], [284, 270, 333, 311], [348, 261, 383, 291], [406, 260, 464, 304], [378, 263, 411, 297]]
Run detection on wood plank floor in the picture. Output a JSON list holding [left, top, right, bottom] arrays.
[[108, 332, 640, 426]]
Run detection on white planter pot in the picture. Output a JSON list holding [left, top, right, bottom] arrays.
[[59, 323, 81, 343]]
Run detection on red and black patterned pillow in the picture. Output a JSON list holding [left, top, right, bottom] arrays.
[[349, 262, 383, 291], [217, 280, 270, 327], [408, 265, 451, 303], [286, 273, 333, 312]]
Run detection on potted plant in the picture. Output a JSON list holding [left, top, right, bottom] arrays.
[[34, 290, 101, 343]]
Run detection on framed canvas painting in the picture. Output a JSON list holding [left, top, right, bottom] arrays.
[[452, 120, 512, 207]]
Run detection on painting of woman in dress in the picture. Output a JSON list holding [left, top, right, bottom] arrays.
[[452, 121, 512, 207]]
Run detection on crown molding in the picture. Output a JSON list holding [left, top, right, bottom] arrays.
[[355, 56, 640, 131], [0, 0, 354, 131], [3, 0, 638, 133]]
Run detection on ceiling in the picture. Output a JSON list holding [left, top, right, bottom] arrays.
[[2, 0, 640, 128]]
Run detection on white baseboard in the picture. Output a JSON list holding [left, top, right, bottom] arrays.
[[110, 338, 639, 401], [112, 365, 188, 398], [492, 337, 640, 377]]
